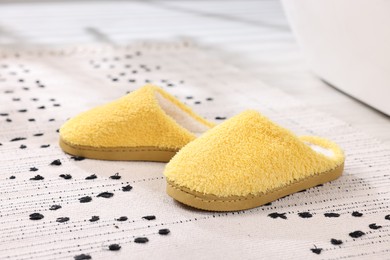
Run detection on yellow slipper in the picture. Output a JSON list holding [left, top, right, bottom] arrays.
[[59, 85, 214, 162], [164, 110, 345, 211]]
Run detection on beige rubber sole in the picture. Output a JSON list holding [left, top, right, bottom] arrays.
[[59, 138, 178, 162], [166, 163, 344, 211]]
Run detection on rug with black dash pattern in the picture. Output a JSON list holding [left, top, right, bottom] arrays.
[[0, 41, 389, 259]]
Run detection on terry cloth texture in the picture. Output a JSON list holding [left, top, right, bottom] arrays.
[[60, 85, 214, 150], [1, 42, 390, 260], [164, 110, 344, 197]]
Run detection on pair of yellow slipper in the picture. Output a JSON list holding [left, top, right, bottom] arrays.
[[60, 85, 345, 211]]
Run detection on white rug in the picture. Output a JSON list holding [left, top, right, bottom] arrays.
[[0, 42, 389, 260]]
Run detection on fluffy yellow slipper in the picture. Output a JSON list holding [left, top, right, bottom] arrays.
[[164, 110, 345, 211], [59, 85, 214, 162]]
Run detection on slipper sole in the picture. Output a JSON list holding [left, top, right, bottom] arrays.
[[166, 163, 344, 211], [59, 138, 178, 162]]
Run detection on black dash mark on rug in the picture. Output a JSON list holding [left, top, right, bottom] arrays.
[[385, 214, 390, 220], [56, 217, 70, 223], [330, 239, 343, 245], [110, 173, 121, 180], [74, 254, 92, 260], [134, 237, 149, 244], [142, 215, 156, 221], [158, 229, 170, 235], [122, 185, 132, 192], [89, 216, 99, 222], [369, 223, 382, 230], [268, 212, 287, 219], [71, 156, 85, 161], [41, 144, 50, 148], [28, 118, 35, 122], [85, 174, 97, 180], [6, 118, 12, 122], [29, 213, 44, 220], [20, 144, 27, 149], [108, 244, 121, 251], [33, 133, 44, 137], [116, 216, 128, 222], [60, 174, 72, 180], [9, 176, 15, 179], [50, 159, 62, 166], [30, 175, 44, 180], [79, 196, 92, 203], [10, 137, 26, 142], [298, 212, 312, 218], [30, 167, 38, 172], [0, 113, 9, 116], [215, 116, 226, 120], [49, 205, 62, 210], [37, 106, 45, 109], [324, 213, 340, 218], [352, 211, 363, 217], [18, 109, 27, 113], [349, 230, 365, 238], [311, 245, 322, 255], [97, 192, 114, 198]]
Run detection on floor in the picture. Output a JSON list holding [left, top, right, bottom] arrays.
[[0, 0, 389, 145], [1, 1, 390, 259]]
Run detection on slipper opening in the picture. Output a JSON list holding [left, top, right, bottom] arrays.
[[155, 92, 210, 135], [300, 136, 344, 163], [305, 142, 335, 157]]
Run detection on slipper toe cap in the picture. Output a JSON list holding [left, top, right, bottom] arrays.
[[59, 85, 208, 150], [164, 110, 345, 198]]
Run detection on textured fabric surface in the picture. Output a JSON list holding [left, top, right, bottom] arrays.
[[60, 85, 213, 149], [164, 110, 344, 197], [0, 42, 390, 260]]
